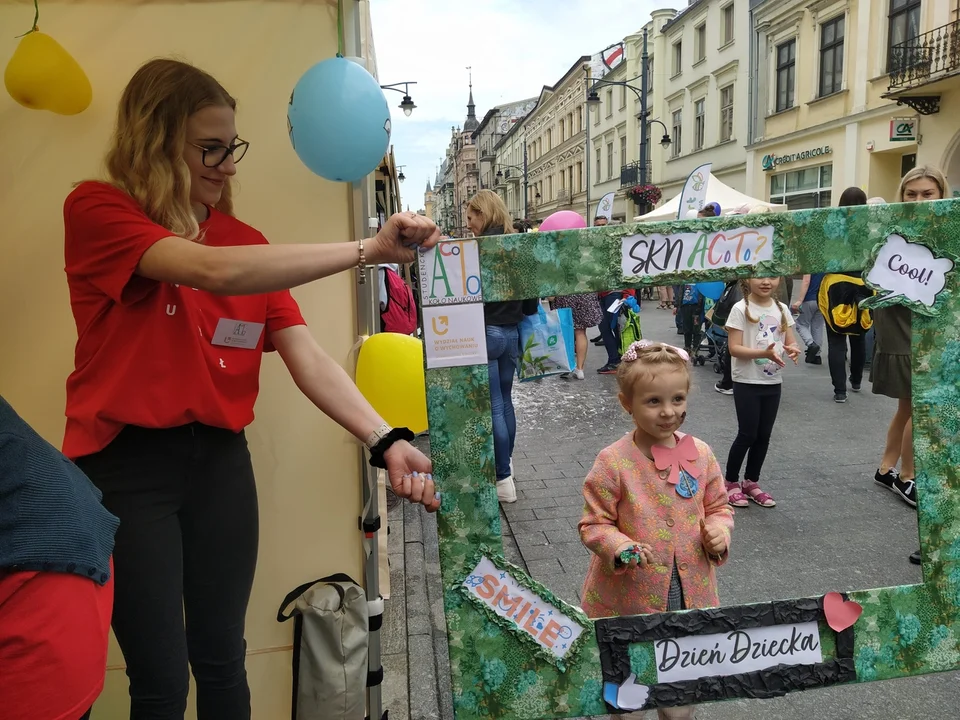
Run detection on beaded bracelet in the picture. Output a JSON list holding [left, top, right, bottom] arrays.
[[357, 238, 367, 285]]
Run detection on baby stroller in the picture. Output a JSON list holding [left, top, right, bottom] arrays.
[[703, 322, 729, 374]]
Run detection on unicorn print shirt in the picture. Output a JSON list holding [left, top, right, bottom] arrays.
[[726, 298, 795, 385]]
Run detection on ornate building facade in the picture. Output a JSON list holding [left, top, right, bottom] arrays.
[[521, 56, 592, 221]]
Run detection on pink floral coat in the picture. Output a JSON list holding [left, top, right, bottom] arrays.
[[578, 432, 734, 619]]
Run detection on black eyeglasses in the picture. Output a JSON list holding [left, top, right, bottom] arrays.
[[188, 139, 249, 168]]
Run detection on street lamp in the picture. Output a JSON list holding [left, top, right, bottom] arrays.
[[585, 28, 669, 213], [397, 165, 406, 183], [380, 81, 418, 116]]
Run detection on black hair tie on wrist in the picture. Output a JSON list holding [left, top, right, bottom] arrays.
[[368, 427, 415, 469]]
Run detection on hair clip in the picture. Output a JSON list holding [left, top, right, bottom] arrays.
[[621, 340, 691, 364]]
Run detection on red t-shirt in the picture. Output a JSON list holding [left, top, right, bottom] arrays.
[[62, 182, 306, 458], [0, 567, 113, 720]]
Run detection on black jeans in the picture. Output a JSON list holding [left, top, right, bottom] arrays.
[[75, 424, 258, 720], [718, 345, 733, 388], [599, 292, 623, 365], [678, 304, 699, 350], [826, 327, 865, 394], [726, 383, 782, 483]]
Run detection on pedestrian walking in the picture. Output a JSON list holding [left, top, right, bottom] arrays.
[[791, 273, 825, 364], [466, 190, 540, 504], [871, 166, 949, 564], [62, 58, 441, 719], [551, 293, 605, 375], [723, 278, 801, 508], [578, 340, 733, 720]]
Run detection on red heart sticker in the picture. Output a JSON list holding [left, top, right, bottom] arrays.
[[823, 591, 863, 632]]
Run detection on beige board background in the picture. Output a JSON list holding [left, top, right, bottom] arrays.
[[0, 1, 370, 717]]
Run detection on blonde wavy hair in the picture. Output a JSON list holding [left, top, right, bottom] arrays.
[[897, 165, 951, 202], [103, 58, 237, 240], [616, 342, 691, 396], [467, 189, 513, 235]]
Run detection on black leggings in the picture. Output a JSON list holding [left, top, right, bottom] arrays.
[[725, 383, 782, 483], [75, 424, 258, 720]]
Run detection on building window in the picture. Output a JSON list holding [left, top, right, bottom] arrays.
[[594, 101, 601, 125], [607, 142, 614, 179], [776, 39, 796, 112], [620, 135, 627, 167], [547, 175, 553, 200], [567, 112, 574, 137], [888, 0, 922, 72], [720, 84, 734, 142], [695, 24, 707, 63], [620, 86, 627, 109], [671, 109, 682, 158], [606, 89, 613, 118], [673, 41, 683, 76], [769, 164, 833, 210], [694, 98, 705, 151], [722, 4, 735, 45], [568, 166, 574, 194], [576, 161, 583, 192], [559, 119, 565, 143], [546, 128, 553, 151], [819, 16, 845, 97]]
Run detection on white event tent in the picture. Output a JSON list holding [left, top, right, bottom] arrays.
[[634, 173, 787, 221]]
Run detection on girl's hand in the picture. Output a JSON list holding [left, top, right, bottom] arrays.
[[616, 541, 654, 566], [784, 343, 802, 364], [700, 520, 727, 556], [368, 212, 442, 265], [383, 440, 441, 512], [762, 342, 786, 367]]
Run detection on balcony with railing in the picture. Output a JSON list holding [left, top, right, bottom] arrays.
[[885, 20, 960, 114], [505, 168, 521, 184], [619, 161, 654, 188], [480, 146, 496, 162]]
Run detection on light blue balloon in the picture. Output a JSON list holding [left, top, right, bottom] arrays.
[[695, 281, 725, 301], [287, 57, 392, 183]]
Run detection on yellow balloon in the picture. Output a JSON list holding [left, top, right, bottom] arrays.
[[356, 333, 428, 434], [4, 30, 92, 115]]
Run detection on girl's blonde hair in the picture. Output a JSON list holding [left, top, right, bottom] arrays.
[[897, 165, 951, 202], [616, 342, 691, 396], [104, 58, 237, 240], [467, 189, 513, 235], [740, 279, 790, 332]]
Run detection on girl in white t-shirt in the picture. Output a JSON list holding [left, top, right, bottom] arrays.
[[723, 278, 801, 508]]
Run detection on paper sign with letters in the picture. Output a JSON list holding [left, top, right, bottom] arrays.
[[418, 239, 483, 306], [422, 304, 487, 369], [621, 225, 775, 281], [462, 556, 585, 662], [653, 621, 823, 684], [863, 233, 954, 315]]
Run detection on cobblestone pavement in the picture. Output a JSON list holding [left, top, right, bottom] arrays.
[[387, 304, 960, 719]]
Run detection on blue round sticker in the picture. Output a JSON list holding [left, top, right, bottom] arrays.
[[676, 469, 699, 499]]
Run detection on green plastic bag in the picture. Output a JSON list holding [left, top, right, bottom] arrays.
[[618, 307, 643, 357]]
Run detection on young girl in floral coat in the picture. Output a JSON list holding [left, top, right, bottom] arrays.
[[579, 340, 734, 720]]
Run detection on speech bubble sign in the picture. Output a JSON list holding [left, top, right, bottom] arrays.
[[864, 234, 954, 313]]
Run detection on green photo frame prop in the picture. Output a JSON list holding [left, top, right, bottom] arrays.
[[419, 201, 960, 719]]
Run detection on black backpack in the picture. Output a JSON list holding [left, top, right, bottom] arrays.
[[711, 281, 743, 328]]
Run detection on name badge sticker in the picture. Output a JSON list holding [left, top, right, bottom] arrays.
[[211, 318, 265, 349]]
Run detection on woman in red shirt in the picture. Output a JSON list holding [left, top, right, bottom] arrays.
[[63, 58, 440, 719]]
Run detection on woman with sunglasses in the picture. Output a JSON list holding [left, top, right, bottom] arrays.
[[63, 58, 439, 719]]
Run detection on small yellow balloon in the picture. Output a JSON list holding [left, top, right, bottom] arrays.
[[356, 333, 428, 434], [4, 29, 92, 115]]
